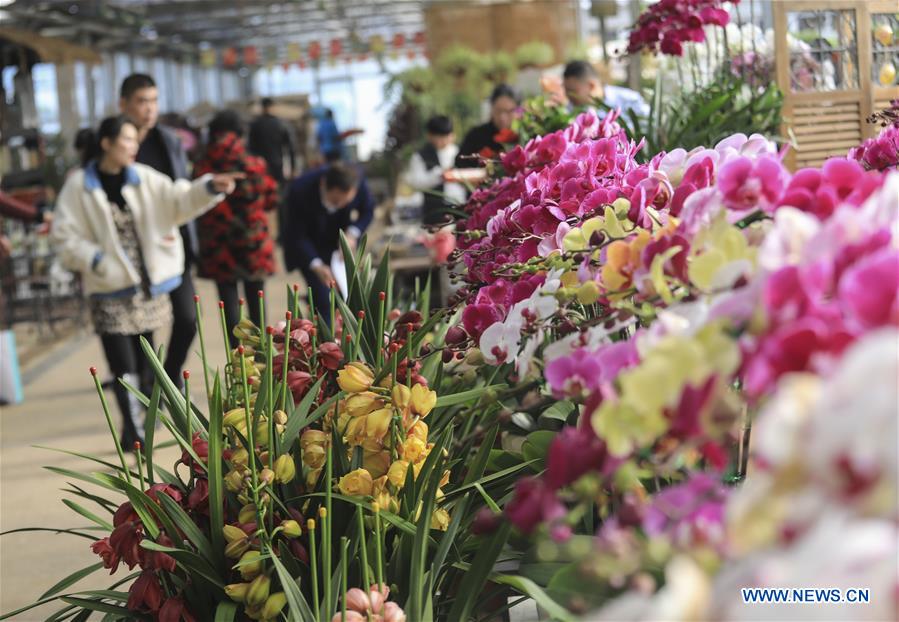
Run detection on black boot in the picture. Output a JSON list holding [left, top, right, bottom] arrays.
[[112, 373, 145, 451]]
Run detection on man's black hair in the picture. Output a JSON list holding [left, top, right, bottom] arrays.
[[489, 83, 518, 104], [261, 97, 275, 109], [209, 110, 245, 139], [425, 115, 453, 136], [563, 60, 598, 80], [120, 73, 156, 100], [323, 162, 358, 192]]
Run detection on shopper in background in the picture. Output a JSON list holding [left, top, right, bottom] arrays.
[[455, 84, 519, 168], [282, 162, 374, 324], [51, 115, 239, 448], [562, 60, 649, 117], [403, 115, 465, 225], [248, 97, 296, 185], [119, 73, 198, 389], [316, 108, 344, 163], [193, 110, 278, 346]]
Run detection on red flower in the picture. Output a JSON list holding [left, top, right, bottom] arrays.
[[318, 341, 344, 370], [91, 537, 120, 573], [478, 146, 497, 159], [180, 432, 209, 474], [545, 425, 619, 490], [287, 370, 314, 401], [158, 596, 197, 622], [187, 477, 210, 514], [505, 477, 566, 535], [493, 128, 519, 144], [109, 519, 144, 570], [142, 534, 177, 573], [145, 484, 184, 505], [127, 570, 164, 613]]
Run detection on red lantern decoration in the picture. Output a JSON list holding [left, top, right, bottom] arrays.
[[406, 49, 417, 60], [308, 41, 322, 60], [282, 61, 291, 72], [299, 59, 307, 70], [413, 31, 426, 46], [330, 38, 342, 57], [358, 53, 369, 62], [392, 33, 405, 49], [222, 47, 238, 67], [244, 46, 258, 66]]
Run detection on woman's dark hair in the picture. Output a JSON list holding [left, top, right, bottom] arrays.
[[209, 110, 245, 139], [490, 83, 518, 104], [74, 128, 94, 154], [80, 115, 138, 167]]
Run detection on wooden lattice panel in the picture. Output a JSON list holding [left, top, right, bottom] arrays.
[[790, 100, 863, 168]]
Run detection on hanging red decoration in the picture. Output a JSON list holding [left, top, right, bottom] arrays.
[[330, 38, 343, 57], [244, 46, 259, 66], [406, 49, 417, 60], [413, 31, 426, 46], [222, 47, 238, 67], [282, 61, 291, 72], [299, 59, 307, 70], [308, 41, 322, 60], [392, 33, 405, 49], [358, 53, 369, 62]]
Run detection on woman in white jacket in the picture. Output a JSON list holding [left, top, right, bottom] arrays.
[[53, 115, 241, 448]]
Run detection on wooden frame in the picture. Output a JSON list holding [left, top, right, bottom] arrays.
[[774, 0, 899, 169]]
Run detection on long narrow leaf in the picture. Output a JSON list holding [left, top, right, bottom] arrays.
[[157, 493, 216, 564], [207, 374, 226, 572], [281, 375, 328, 449], [214, 602, 238, 622], [490, 574, 577, 622], [434, 385, 507, 409], [61, 500, 113, 531], [39, 563, 104, 600], [271, 551, 315, 622], [446, 522, 512, 622]]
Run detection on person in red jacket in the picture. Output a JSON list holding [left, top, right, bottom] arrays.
[[193, 110, 278, 344]]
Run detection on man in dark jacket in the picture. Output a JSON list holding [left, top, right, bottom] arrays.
[[119, 73, 197, 389], [248, 97, 296, 184], [283, 163, 374, 324]]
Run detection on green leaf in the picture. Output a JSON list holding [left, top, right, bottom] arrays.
[[0, 527, 101, 541], [408, 435, 447, 621], [271, 549, 315, 622], [214, 602, 238, 622], [156, 492, 216, 564], [139, 541, 224, 589], [427, 493, 469, 599], [38, 562, 104, 600], [521, 430, 555, 469], [33, 446, 139, 480], [62, 500, 113, 531], [539, 400, 575, 423], [281, 375, 328, 449], [445, 522, 512, 622], [462, 424, 497, 486], [443, 460, 538, 502], [207, 375, 226, 573], [434, 384, 507, 409], [144, 379, 162, 482], [58, 598, 131, 617], [490, 574, 577, 622], [42, 467, 125, 494]]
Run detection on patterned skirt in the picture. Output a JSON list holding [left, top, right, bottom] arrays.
[[89, 205, 173, 336]]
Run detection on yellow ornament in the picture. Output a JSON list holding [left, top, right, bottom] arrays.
[[879, 61, 896, 86], [874, 23, 894, 46]]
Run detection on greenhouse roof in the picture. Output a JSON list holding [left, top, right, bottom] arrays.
[[1, 0, 427, 59]]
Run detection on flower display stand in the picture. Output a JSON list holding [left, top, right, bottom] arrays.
[[774, 0, 899, 169]]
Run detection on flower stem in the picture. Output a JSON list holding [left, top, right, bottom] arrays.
[[218, 301, 232, 397], [323, 440, 333, 617], [183, 371, 192, 443], [340, 536, 349, 622], [355, 506, 371, 591], [239, 346, 265, 543], [257, 290, 266, 332], [134, 442, 145, 490], [373, 502, 384, 592], [281, 311, 292, 411], [376, 292, 385, 369], [308, 518, 321, 619], [193, 295, 212, 408], [90, 368, 131, 485]]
